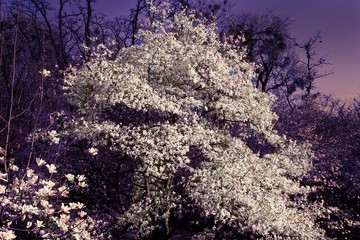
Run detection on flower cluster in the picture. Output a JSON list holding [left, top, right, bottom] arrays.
[[0, 158, 105, 239]]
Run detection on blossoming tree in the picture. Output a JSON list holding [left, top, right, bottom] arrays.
[[64, 2, 324, 239]]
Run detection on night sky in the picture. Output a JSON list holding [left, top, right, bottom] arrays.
[[231, 0, 360, 100], [54, 0, 360, 100]]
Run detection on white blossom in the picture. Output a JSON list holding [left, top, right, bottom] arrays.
[[88, 147, 98, 156], [39, 69, 51, 78], [47, 130, 60, 144], [65, 173, 75, 182], [36, 158, 46, 166], [46, 164, 57, 174]]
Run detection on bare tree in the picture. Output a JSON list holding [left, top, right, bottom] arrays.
[[297, 32, 333, 96], [0, 1, 58, 169], [224, 11, 331, 102]]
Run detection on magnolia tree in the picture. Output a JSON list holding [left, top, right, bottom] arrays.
[[63, 2, 324, 239], [0, 156, 108, 240]]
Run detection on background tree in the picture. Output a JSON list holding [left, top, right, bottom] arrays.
[[0, 1, 59, 169], [297, 33, 332, 96], [0, 0, 110, 168], [224, 11, 331, 106], [275, 94, 360, 238]]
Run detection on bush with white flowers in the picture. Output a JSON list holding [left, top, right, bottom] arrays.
[[0, 157, 108, 239], [64, 1, 325, 239]]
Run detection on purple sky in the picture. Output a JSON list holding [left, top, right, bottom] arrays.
[[53, 0, 356, 99], [230, 0, 360, 100]]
